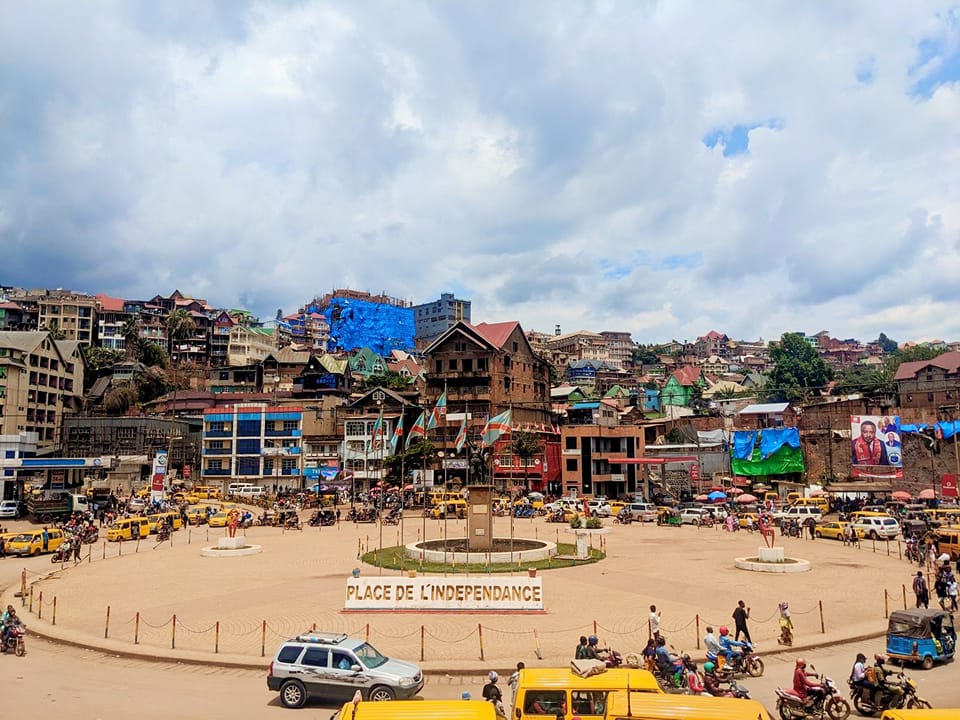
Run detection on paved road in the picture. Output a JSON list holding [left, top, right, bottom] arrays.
[[5, 633, 957, 719]]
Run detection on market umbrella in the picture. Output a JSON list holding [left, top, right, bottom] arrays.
[[891, 490, 912, 501], [735, 493, 758, 504], [403, 484, 414, 491], [809, 489, 825, 497], [695, 494, 710, 502], [707, 491, 727, 502], [918, 488, 936, 500], [728, 487, 744, 495]]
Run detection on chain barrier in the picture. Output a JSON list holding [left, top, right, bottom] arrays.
[[176, 619, 217, 634], [659, 616, 698, 633], [423, 626, 477, 644], [369, 626, 422, 639], [138, 614, 173, 629]]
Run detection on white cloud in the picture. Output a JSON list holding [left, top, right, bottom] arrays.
[[0, 0, 958, 346]]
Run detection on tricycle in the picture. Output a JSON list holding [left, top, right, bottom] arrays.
[[886, 607, 956, 669]]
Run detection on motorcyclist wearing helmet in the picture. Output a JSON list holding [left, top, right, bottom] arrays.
[[575, 635, 590, 659], [873, 654, 903, 706], [584, 635, 602, 661], [1, 606, 18, 645], [654, 636, 682, 682], [718, 625, 745, 666], [703, 661, 733, 697], [792, 658, 824, 705]]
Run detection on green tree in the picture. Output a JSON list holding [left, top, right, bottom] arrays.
[[82, 346, 125, 373], [352, 371, 410, 393], [102, 381, 139, 415], [688, 385, 709, 415], [876, 333, 898, 354], [122, 314, 142, 361], [509, 431, 543, 492], [831, 364, 897, 403], [632, 346, 659, 365], [165, 309, 197, 364], [383, 438, 436, 482], [890, 345, 941, 364], [767, 332, 833, 402], [139, 341, 170, 369], [44, 320, 66, 340]]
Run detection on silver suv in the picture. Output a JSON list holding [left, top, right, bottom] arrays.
[[266, 631, 423, 708]]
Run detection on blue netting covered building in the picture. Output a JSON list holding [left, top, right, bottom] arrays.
[[306, 292, 415, 354]]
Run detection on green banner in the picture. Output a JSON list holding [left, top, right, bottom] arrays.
[[731, 445, 805, 477]]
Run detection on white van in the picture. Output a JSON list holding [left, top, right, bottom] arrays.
[[775, 505, 823, 523], [228, 482, 253, 494], [236, 485, 266, 498]]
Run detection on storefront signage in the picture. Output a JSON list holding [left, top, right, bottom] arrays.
[[344, 577, 544, 611]]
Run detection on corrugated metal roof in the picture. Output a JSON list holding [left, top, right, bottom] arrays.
[[739, 402, 790, 414], [570, 402, 600, 409]]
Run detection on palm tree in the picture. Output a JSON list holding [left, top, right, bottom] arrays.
[[43, 320, 66, 340], [509, 431, 544, 494], [165, 309, 196, 365], [121, 314, 141, 361]]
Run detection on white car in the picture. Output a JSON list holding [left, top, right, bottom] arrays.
[[587, 500, 612, 517], [852, 515, 901, 540], [0, 500, 24, 519], [680, 508, 712, 525]]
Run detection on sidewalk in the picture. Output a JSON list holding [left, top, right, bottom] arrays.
[[0, 517, 913, 674]]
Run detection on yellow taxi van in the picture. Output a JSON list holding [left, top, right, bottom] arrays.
[[880, 711, 960, 720], [106, 516, 151, 541], [512, 667, 661, 720], [603, 689, 771, 720], [193, 485, 221, 500], [791, 496, 830, 513], [935, 526, 960, 560], [6, 528, 66, 556], [334, 700, 496, 720], [146, 511, 183, 534]]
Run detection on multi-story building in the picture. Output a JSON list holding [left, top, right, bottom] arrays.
[[694, 331, 729, 359], [423, 320, 552, 452], [210, 312, 234, 367], [545, 330, 613, 366], [36, 290, 98, 345], [412, 292, 471, 346], [94, 294, 131, 352], [600, 331, 634, 370], [281, 309, 331, 350], [0, 331, 86, 447], [209, 365, 262, 394], [0, 300, 26, 330], [227, 325, 276, 367], [338, 388, 413, 492], [304, 289, 415, 354], [560, 424, 646, 499], [200, 403, 304, 492], [894, 351, 960, 415]]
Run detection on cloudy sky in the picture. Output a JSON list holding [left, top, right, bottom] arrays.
[[1, 1, 958, 345]]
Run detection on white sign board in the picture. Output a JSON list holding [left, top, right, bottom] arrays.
[[344, 577, 544, 611]]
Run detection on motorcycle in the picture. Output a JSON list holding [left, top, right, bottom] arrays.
[[50, 541, 73, 563], [382, 509, 401, 525], [706, 642, 765, 678], [653, 649, 691, 693], [775, 671, 850, 720], [156, 525, 171, 542], [848, 673, 932, 716], [613, 510, 633, 525], [0, 621, 26, 656]]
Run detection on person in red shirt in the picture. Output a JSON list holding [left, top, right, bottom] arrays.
[[792, 658, 824, 704]]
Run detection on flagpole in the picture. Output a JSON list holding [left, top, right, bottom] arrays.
[[399, 411, 405, 572], [376, 397, 384, 576], [510, 402, 514, 568]]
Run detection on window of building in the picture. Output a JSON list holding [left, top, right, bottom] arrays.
[[237, 419, 261, 437], [462, 359, 473, 372], [504, 377, 511, 392], [209, 421, 225, 432], [477, 358, 488, 371], [208, 460, 223, 470], [435, 360, 442, 374], [566, 459, 578, 472], [346, 421, 365, 436], [208, 440, 224, 450], [282, 420, 298, 431], [448, 359, 457, 371], [928, 393, 934, 402]]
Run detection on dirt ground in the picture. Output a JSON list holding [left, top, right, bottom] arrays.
[[0, 512, 918, 671]]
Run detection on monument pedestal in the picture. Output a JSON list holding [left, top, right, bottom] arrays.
[[757, 546, 784, 563], [218, 535, 247, 549]]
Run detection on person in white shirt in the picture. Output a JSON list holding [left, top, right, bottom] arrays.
[[649, 604, 661, 642], [703, 626, 722, 658]]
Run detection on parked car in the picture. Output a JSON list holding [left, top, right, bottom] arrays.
[[774, 505, 823, 523], [0, 499, 25, 519], [267, 630, 423, 708], [814, 521, 863, 541], [852, 515, 901, 540], [680, 508, 712, 525], [626, 502, 658, 522], [587, 500, 612, 517]]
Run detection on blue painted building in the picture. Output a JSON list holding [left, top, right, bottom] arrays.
[[305, 291, 415, 354], [201, 403, 303, 492]]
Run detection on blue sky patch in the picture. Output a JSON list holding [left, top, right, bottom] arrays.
[[856, 57, 876, 84], [659, 253, 702, 270], [910, 43, 960, 98], [599, 260, 632, 279], [702, 118, 783, 156]]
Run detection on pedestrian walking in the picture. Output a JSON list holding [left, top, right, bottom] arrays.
[[732, 600, 752, 643], [913, 571, 929, 609], [948, 576, 958, 612], [648, 604, 661, 643], [508, 661, 524, 709], [73, 537, 82, 564]]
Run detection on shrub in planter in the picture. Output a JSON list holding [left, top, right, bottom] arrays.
[[585, 516, 602, 529], [569, 515, 583, 529]]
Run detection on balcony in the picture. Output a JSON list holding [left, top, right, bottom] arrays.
[[265, 429, 302, 437], [202, 448, 231, 455], [202, 468, 231, 476], [204, 430, 232, 438]]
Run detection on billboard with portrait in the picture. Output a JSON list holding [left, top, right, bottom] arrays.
[[851, 415, 903, 478]]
